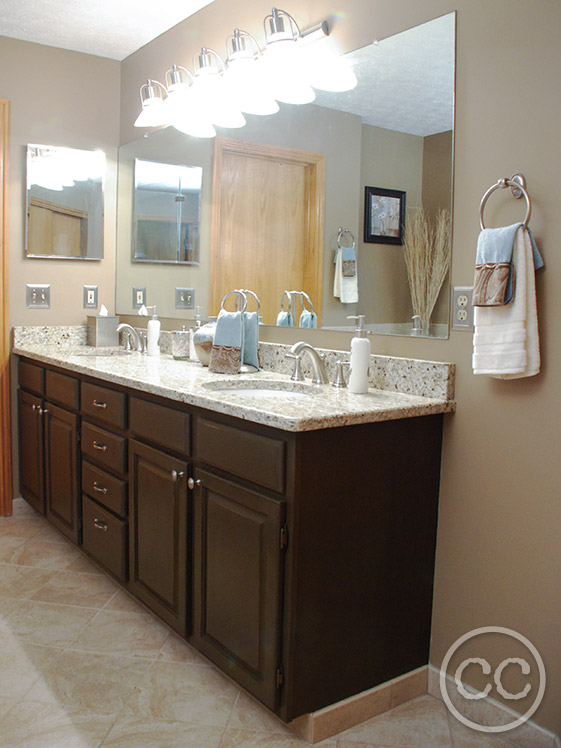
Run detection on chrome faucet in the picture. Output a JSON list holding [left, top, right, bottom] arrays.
[[286, 341, 330, 384], [115, 323, 142, 352]]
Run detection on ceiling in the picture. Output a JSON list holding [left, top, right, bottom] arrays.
[[0, 0, 215, 60]]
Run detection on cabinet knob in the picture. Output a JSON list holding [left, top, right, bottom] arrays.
[[92, 441, 107, 452], [93, 518, 108, 532], [93, 400, 107, 409], [187, 477, 201, 490], [32, 403, 39, 412], [93, 481, 107, 494], [171, 470, 185, 482]]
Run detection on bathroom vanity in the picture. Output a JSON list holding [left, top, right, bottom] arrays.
[[13, 337, 454, 723]]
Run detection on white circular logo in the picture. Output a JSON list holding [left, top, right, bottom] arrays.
[[439, 626, 546, 733]]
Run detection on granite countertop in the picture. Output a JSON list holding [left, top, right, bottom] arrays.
[[13, 340, 456, 433]]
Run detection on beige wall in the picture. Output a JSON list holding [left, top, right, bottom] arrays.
[[121, 0, 561, 734], [1, 37, 120, 325], [5, 0, 561, 735]]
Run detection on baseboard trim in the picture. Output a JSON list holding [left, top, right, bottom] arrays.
[[289, 666, 428, 744]]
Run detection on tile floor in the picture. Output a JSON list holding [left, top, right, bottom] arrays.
[[0, 499, 519, 748]]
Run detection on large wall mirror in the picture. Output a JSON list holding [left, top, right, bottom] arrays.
[[26, 144, 105, 260], [116, 12, 455, 337]]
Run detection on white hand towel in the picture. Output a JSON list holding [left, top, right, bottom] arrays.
[[333, 248, 358, 304], [472, 226, 540, 378]]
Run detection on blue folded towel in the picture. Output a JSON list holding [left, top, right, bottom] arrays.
[[475, 223, 543, 305], [299, 309, 317, 328], [242, 311, 260, 368], [209, 310, 244, 373]]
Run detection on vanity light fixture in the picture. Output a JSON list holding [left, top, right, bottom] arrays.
[[133, 80, 169, 128], [133, 7, 356, 136]]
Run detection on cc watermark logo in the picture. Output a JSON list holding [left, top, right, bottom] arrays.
[[439, 626, 546, 733]]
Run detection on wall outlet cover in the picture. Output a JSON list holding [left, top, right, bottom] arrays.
[[451, 286, 474, 330]]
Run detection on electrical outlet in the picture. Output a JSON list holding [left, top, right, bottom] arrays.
[[175, 287, 195, 309], [451, 286, 474, 330], [83, 285, 98, 309], [26, 284, 50, 309], [132, 286, 146, 309]]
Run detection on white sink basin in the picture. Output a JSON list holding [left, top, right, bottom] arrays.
[[202, 380, 316, 401]]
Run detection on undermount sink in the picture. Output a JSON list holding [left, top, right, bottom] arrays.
[[202, 380, 317, 401]]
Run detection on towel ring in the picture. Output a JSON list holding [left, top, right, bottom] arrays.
[[220, 289, 247, 312], [479, 174, 532, 230], [235, 289, 261, 313], [337, 227, 356, 250]]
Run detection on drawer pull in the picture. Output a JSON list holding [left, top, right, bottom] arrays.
[[93, 400, 108, 409], [93, 481, 108, 494], [187, 477, 201, 489], [171, 470, 185, 482], [94, 518, 108, 532], [92, 441, 107, 452]]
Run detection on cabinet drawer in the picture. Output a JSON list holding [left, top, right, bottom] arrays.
[[81, 422, 127, 474], [130, 397, 191, 455], [82, 460, 127, 518], [45, 370, 79, 410], [82, 495, 128, 581], [81, 382, 127, 429], [197, 418, 286, 493], [19, 360, 44, 395]]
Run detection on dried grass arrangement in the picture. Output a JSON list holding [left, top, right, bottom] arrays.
[[402, 206, 451, 334]]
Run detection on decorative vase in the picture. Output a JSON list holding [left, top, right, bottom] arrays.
[[192, 317, 217, 366]]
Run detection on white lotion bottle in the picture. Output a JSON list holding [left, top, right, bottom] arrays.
[[147, 306, 161, 356], [347, 315, 370, 394]]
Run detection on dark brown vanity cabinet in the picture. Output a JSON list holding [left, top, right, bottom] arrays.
[[17, 356, 445, 725], [17, 360, 80, 543], [128, 397, 191, 636]]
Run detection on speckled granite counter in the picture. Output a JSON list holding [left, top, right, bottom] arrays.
[[12, 327, 455, 432]]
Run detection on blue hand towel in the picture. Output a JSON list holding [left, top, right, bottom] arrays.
[[299, 309, 317, 328], [474, 224, 543, 306], [242, 311, 260, 369], [209, 310, 244, 373]]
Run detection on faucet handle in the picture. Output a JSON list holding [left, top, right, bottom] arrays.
[[285, 352, 305, 381], [332, 360, 349, 388]]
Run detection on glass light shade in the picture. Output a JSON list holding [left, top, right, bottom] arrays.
[[134, 97, 168, 128], [301, 37, 358, 92], [193, 69, 246, 128], [225, 57, 280, 115], [262, 40, 315, 105], [165, 84, 216, 138]]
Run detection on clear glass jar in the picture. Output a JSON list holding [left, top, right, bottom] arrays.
[[172, 326, 191, 360]]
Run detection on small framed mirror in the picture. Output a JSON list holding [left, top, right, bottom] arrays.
[[25, 144, 105, 260], [132, 158, 202, 264]]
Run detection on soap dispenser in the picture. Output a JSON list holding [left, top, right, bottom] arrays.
[[147, 306, 161, 356], [347, 315, 370, 394]]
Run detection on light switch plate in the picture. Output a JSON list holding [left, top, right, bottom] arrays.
[[83, 285, 98, 309], [132, 286, 146, 309], [451, 286, 474, 330], [175, 287, 195, 309], [26, 284, 50, 309]]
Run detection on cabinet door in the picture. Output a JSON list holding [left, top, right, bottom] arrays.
[[129, 439, 189, 636], [193, 469, 285, 711], [44, 403, 80, 543], [17, 389, 45, 514]]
